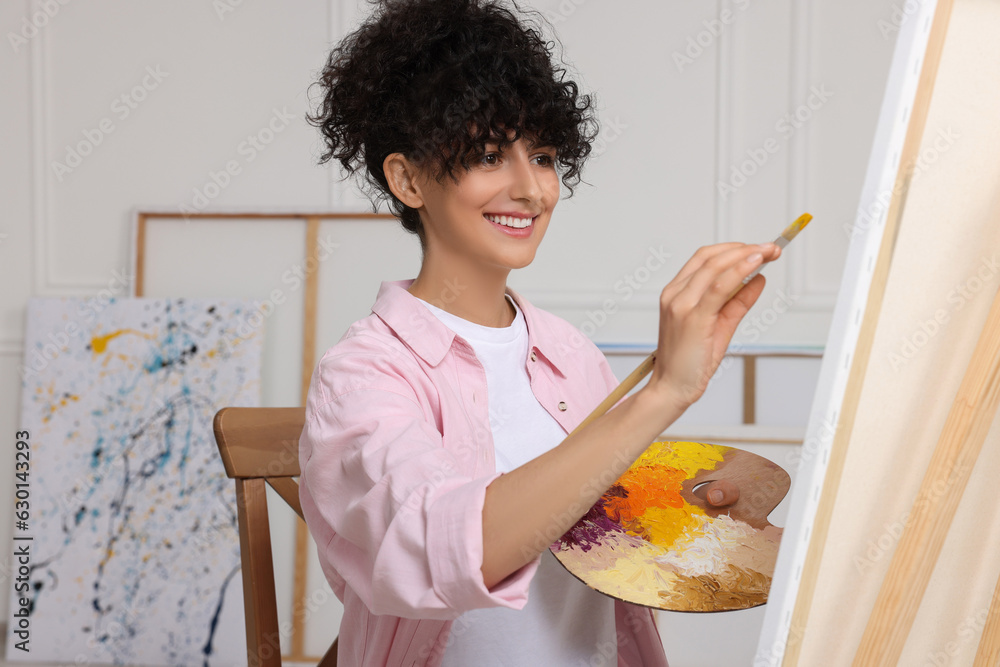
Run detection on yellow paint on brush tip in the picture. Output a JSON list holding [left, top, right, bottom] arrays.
[[730, 212, 814, 298], [780, 212, 813, 242]]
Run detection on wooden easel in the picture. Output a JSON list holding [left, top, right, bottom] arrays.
[[763, 0, 1000, 663], [853, 286, 1000, 664]]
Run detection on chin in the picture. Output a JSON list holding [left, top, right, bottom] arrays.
[[505, 251, 539, 270]]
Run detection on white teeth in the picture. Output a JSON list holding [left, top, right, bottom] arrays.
[[486, 214, 533, 229]]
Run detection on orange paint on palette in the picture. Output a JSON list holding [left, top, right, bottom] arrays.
[[605, 464, 686, 524]]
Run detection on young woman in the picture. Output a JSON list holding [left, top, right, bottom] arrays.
[[299, 1, 780, 664]]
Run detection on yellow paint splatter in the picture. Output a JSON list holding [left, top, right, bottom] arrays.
[[90, 329, 152, 354]]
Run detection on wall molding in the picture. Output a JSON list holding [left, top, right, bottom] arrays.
[[29, 0, 48, 294], [715, 0, 734, 246]]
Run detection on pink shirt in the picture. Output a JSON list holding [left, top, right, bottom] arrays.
[[299, 280, 669, 666]]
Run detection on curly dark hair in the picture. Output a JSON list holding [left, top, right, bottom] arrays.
[[306, 0, 598, 245]]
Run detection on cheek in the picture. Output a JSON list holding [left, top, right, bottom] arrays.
[[542, 173, 562, 207], [452, 178, 498, 214]]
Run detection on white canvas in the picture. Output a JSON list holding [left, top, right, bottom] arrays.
[[9, 297, 261, 665]]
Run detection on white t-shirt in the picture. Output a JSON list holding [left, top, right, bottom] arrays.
[[417, 296, 618, 667]]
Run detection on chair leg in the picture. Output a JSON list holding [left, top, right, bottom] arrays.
[[235, 478, 283, 667], [317, 637, 339, 667]]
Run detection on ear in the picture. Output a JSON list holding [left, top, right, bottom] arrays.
[[383, 153, 425, 209]]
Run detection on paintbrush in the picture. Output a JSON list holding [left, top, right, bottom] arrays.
[[731, 212, 813, 297], [567, 212, 814, 438]]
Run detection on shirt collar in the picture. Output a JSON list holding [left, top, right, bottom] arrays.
[[370, 280, 570, 376]]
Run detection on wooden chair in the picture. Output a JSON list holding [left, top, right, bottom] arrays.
[[213, 407, 338, 667]]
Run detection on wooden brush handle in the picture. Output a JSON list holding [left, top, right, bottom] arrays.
[[568, 351, 656, 438]]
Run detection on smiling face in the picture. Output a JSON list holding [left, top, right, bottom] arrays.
[[412, 136, 561, 276]]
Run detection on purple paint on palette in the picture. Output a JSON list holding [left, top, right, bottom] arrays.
[[557, 484, 628, 552]]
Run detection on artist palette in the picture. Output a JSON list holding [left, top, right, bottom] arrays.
[[550, 441, 790, 613]]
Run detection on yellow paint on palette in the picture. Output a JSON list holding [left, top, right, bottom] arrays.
[[551, 440, 788, 613], [604, 441, 723, 547]]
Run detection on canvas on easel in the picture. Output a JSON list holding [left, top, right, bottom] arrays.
[[757, 0, 1000, 663]]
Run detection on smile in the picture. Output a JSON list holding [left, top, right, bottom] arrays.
[[484, 213, 535, 229]]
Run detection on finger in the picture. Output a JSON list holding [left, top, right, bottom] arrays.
[[666, 243, 749, 292], [726, 272, 767, 311], [702, 274, 769, 365], [657, 243, 755, 306], [727, 243, 784, 297], [705, 479, 740, 507], [671, 244, 773, 313]]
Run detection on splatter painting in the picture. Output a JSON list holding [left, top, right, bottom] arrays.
[[9, 298, 261, 665], [551, 441, 789, 612]]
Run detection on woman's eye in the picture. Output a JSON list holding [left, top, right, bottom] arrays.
[[481, 153, 500, 166], [533, 153, 555, 167]]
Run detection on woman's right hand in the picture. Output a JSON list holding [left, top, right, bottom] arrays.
[[643, 242, 781, 423], [481, 242, 780, 588]]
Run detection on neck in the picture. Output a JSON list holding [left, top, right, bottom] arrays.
[[408, 254, 515, 328]]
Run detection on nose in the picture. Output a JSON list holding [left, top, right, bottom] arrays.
[[508, 150, 543, 206]]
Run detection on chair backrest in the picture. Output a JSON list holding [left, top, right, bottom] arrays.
[[213, 407, 337, 667]]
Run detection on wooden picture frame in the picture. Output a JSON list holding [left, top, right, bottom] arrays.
[[132, 209, 404, 663]]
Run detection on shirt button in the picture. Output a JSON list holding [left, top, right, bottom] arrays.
[[558, 401, 567, 411], [530, 351, 537, 362]]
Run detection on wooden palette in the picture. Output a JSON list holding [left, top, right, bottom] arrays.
[[550, 441, 790, 612]]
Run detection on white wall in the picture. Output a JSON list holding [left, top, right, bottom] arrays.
[[0, 0, 900, 663]]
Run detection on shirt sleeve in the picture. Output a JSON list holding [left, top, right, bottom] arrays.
[[298, 345, 540, 620]]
